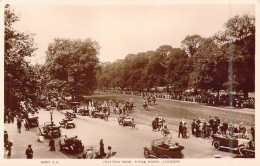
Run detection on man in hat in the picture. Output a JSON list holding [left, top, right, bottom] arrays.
[[25, 145, 33, 159]]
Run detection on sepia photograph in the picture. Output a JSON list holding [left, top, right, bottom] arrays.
[[1, 0, 258, 165]]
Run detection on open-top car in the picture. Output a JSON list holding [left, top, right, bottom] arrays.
[[118, 115, 134, 126], [59, 118, 76, 129], [212, 134, 255, 158], [39, 122, 61, 138], [143, 138, 184, 158], [26, 114, 39, 127], [77, 109, 89, 116], [58, 136, 84, 154], [66, 110, 76, 118]]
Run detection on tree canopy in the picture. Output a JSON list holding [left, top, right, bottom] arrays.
[[4, 4, 47, 113], [44, 38, 101, 100]]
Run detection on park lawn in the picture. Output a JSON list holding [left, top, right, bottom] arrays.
[[86, 92, 255, 133]]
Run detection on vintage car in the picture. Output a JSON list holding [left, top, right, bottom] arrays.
[[118, 115, 134, 126], [143, 138, 184, 158], [59, 118, 76, 128], [90, 110, 101, 118], [66, 110, 76, 118], [26, 114, 39, 127], [58, 137, 84, 154], [39, 122, 61, 138], [77, 109, 90, 116], [212, 134, 255, 157]]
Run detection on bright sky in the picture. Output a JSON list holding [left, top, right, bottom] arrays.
[[11, 4, 254, 64]]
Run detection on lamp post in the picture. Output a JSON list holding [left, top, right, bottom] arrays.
[[49, 108, 55, 151]]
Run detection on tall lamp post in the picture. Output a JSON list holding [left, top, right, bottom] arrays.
[[49, 108, 55, 151]]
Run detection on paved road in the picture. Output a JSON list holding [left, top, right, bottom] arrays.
[[26, 109, 237, 158]]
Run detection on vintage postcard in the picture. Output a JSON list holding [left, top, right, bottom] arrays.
[[0, 0, 259, 166]]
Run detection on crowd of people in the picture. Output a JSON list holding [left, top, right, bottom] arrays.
[[176, 116, 256, 143], [109, 90, 255, 109]]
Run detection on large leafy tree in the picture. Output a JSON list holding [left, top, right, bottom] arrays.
[[166, 48, 191, 92], [44, 38, 100, 100], [192, 38, 229, 95], [213, 14, 255, 97], [4, 5, 47, 114]]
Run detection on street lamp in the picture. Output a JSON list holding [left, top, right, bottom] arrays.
[[49, 108, 56, 151]]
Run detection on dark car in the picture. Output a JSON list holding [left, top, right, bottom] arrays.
[[212, 134, 255, 157], [143, 138, 184, 158], [66, 110, 76, 118], [118, 115, 134, 126], [77, 109, 89, 116], [58, 137, 84, 154], [59, 118, 76, 129], [26, 116, 39, 127], [39, 122, 61, 138]]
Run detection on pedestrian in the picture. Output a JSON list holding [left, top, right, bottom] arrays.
[[25, 120, 30, 131], [183, 122, 188, 138], [223, 120, 228, 135], [99, 139, 105, 158], [106, 146, 112, 158], [191, 119, 196, 135], [6, 141, 13, 159], [251, 125, 255, 142], [86, 147, 94, 159], [17, 119, 22, 133], [25, 145, 33, 159], [4, 131, 9, 148], [178, 122, 183, 138]]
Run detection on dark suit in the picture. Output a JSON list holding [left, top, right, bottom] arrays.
[[25, 148, 33, 159]]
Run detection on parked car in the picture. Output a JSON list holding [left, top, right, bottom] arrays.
[[77, 109, 89, 116], [58, 137, 84, 154], [39, 122, 61, 138], [212, 134, 255, 157], [118, 115, 134, 126], [59, 118, 76, 128], [66, 110, 76, 118], [143, 138, 184, 158]]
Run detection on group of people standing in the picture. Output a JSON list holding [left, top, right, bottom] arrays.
[[178, 120, 188, 139], [190, 116, 254, 141]]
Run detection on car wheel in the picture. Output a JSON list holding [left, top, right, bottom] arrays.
[[213, 141, 220, 150], [144, 149, 150, 158], [238, 146, 246, 156]]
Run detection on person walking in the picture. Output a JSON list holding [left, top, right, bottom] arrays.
[[17, 119, 22, 133], [4, 131, 9, 148], [6, 142, 13, 159], [183, 122, 188, 138], [99, 139, 105, 158], [178, 122, 183, 138], [25, 145, 33, 159]]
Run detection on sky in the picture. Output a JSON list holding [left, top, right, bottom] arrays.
[[11, 4, 255, 64]]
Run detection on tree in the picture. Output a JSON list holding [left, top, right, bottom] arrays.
[[181, 35, 203, 57], [44, 38, 100, 100], [166, 48, 191, 92], [213, 14, 255, 97], [4, 4, 47, 114], [192, 38, 229, 96]]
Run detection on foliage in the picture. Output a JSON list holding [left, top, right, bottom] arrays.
[[44, 38, 100, 100], [4, 4, 47, 113]]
